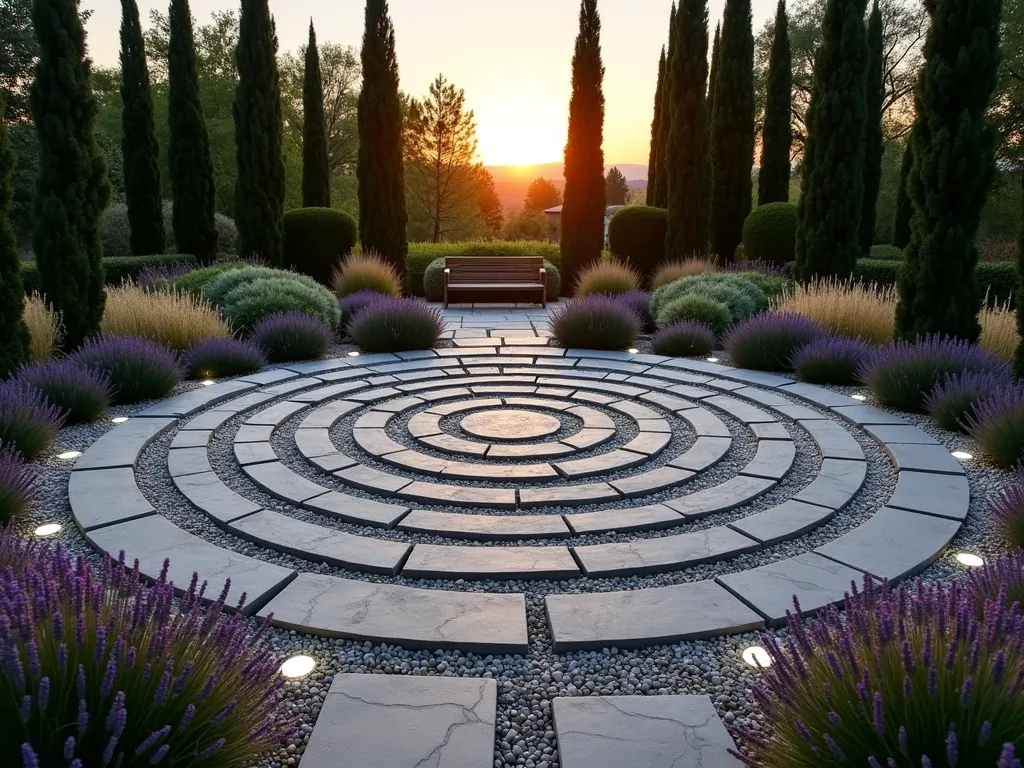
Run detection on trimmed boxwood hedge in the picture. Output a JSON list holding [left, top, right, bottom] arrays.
[[868, 244, 903, 261], [422, 257, 561, 301], [741, 202, 798, 266], [283, 207, 358, 286], [852, 258, 1017, 308], [607, 207, 668, 286], [20, 254, 199, 295], [406, 242, 562, 298]]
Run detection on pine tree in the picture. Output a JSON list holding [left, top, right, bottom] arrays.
[[357, 0, 408, 273], [653, 3, 676, 208], [560, 0, 606, 294], [235, 0, 286, 266], [707, 23, 721, 121], [0, 99, 30, 377], [1015, 172, 1024, 377], [606, 167, 629, 206], [302, 21, 331, 208], [710, 0, 754, 261], [892, 137, 913, 248], [119, 0, 164, 256], [860, 0, 884, 254], [895, 0, 1003, 341], [793, 0, 869, 281], [646, 47, 666, 206], [665, 0, 712, 260], [30, 0, 111, 350], [758, 0, 792, 205], [167, 0, 218, 264]]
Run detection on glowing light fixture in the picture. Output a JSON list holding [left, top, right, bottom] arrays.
[[956, 552, 984, 568], [34, 523, 62, 537], [706, 357, 720, 363], [280, 654, 316, 679], [201, 380, 215, 387], [742, 646, 772, 668], [56, 451, 81, 460], [851, 394, 868, 401], [111, 417, 129, 424], [347, 351, 361, 357], [627, 348, 639, 354], [951, 451, 973, 461]]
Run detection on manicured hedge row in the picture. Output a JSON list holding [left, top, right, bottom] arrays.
[[607, 207, 667, 285], [20, 254, 199, 296], [852, 258, 1018, 308], [405, 241, 562, 297]]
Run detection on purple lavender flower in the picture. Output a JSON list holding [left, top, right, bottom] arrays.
[[348, 297, 447, 354], [138, 261, 195, 292], [0, 382, 66, 461], [102, 736, 118, 766], [791, 334, 873, 386], [197, 738, 226, 759], [149, 744, 169, 764], [723, 312, 824, 371], [184, 337, 267, 380], [613, 291, 655, 333], [548, 296, 641, 351], [250, 311, 333, 363], [337, 290, 386, 332], [20, 744, 37, 768], [63, 737, 75, 761], [37, 676, 49, 711], [14, 359, 113, 425], [71, 335, 184, 405], [0, 447, 39, 524], [651, 320, 716, 358]]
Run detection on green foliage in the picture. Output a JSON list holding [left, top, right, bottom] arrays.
[[892, 136, 913, 248], [120, 0, 165, 257], [1017, 175, 1024, 377], [283, 207, 357, 285], [302, 22, 331, 208], [20, 254, 198, 296], [869, 244, 903, 261], [30, 0, 112, 350], [855, 258, 1019, 310], [710, 0, 755, 262], [652, 3, 676, 209], [794, 0, 868, 281], [608, 206, 668, 286], [742, 202, 797, 266], [734, 271, 787, 300], [406, 241, 563, 297], [167, 0, 219, 265], [100, 202, 235, 261], [332, 252, 402, 298], [655, 293, 732, 334], [605, 167, 629, 206], [894, 0, 1001, 342], [0, 100, 30, 377], [422, 257, 560, 302], [358, 0, 408, 273], [646, 48, 667, 206], [173, 262, 243, 296], [758, 0, 791, 205], [665, 0, 712, 260], [860, 0, 884, 254], [221, 276, 340, 332], [707, 23, 721, 120], [651, 272, 766, 321], [523, 178, 562, 213]]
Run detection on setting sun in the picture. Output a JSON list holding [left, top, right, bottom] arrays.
[[476, 103, 566, 167]]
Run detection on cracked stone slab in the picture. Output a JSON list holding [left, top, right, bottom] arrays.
[[73, 417, 176, 471], [728, 500, 835, 545], [564, 504, 682, 535], [520, 482, 620, 508], [134, 379, 255, 417], [546, 580, 764, 651], [398, 481, 517, 509], [301, 674, 497, 768], [260, 572, 528, 652], [886, 471, 970, 521], [553, 694, 741, 768], [173, 471, 261, 525], [398, 510, 570, 540], [69, 468, 155, 531], [882, 443, 966, 475], [738, 439, 796, 480], [573, 527, 759, 577], [664, 476, 775, 520], [243, 461, 331, 503], [305, 491, 410, 528], [793, 459, 867, 511], [668, 436, 732, 472], [798, 419, 865, 461], [402, 543, 579, 580]]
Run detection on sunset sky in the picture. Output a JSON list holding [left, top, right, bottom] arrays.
[[82, 0, 778, 167]]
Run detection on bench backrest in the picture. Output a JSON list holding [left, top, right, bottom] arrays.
[[445, 257, 544, 284]]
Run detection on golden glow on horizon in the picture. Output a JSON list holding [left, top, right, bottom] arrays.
[[476, 104, 564, 167]]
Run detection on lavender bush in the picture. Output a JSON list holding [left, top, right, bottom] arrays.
[[337, 290, 384, 332], [137, 262, 195, 292], [0, 448, 38, 523], [614, 291, 655, 333], [251, 311, 333, 363], [924, 371, 1013, 432], [0, 382, 65, 460], [966, 385, 1024, 468], [0, 529, 287, 766], [348, 297, 446, 353], [988, 474, 1024, 547], [14, 359, 112, 424], [548, 296, 641, 351], [184, 338, 267, 380], [791, 336, 873, 386], [965, 551, 1024, 621], [651, 321, 716, 357], [724, 313, 823, 371], [731, 578, 1024, 767], [72, 335, 184, 405]]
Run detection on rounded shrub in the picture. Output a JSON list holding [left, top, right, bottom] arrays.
[[791, 335, 872, 385], [0, 530, 287, 767], [102, 283, 232, 352], [103, 203, 239, 259], [651, 258, 718, 289], [732, 578, 1024, 768], [724, 312, 824, 371], [650, 273, 765, 322], [184, 338, 268, 380], [697, 282, 762, 322], [966, 385, 1024, 468], [730, 270, 787, 301], [202, 266, 323, 309], [173, 263, 245, 297], [221, 276, 341, 332], [251, 311, 333, 363], [924, 371, 1011, 432], [606, 206, 667, 285], [574, 261, 640, 298], [14, 359, 112, 425], [348, 298, 445, 353], [548, 297, 641, 351], [0, 382, 65, 461], [988, 480, 1024, 550], [614, 291, 654, 333], [0, 447, 38, 523], [652, 321, 716, 357], [655, 294, 732, 335], [72, 335, 184, 405], [338, 290, 384, 331], [868, 244, 904, 261], [422, 257, 561, 301], [283, 207, 358, 285], [331, 252, 402, 298], [740, 202, 798, 267]]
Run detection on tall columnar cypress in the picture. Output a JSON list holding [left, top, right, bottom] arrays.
[[710, 0, 754, 261], [119, 0, 164, 257], [646, 47, 666, 206], [560, 0, 606, 294], [167, 0, 218, 264], [302, 21, 331, 208], [30, 0, 111, 351], [895, 0, 1003, 341], [665, 0, 712, 260], [235, 0, 286, 266], [0, 100, 30, 377], [793, 0, 869, 281], [357, 0, 408, 273], [653, 3, 676, 208], [1015, 172, 1024, 377], [707, 23, 721, 121], [758, 0, 792, 205], [892, 138, 913, 248], [860, 0, 885, 254]]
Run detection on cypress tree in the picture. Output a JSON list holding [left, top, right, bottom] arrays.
[[895, 0, 1003, 341], [793, 0, 869, 281], [646, 47, 666, 206], [560, 0, 606, 294], [30, 0, 111, 351], [302, 21, 331, 208], [758, 0, 792, 205], [0, 100, 30, 377], [167, 0, 218, 264], [859, 0, 884, 254], [653, 3, 676, 208], [235, 0, 286, 266], [892, 137, 913, 248], [357, 0, 408, 273], [710, 0, 754, 261], [119, 0, 164, 257], [665, 0, 712, 260], [707, 23, 721, 121], [1015, 172, 1024, 377]]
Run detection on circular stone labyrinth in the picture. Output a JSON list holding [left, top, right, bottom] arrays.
[[460, 409, 562, 441]]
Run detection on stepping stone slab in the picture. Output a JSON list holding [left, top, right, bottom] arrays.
[[73, 417, 176, 471], [739, 439, 796, 480], [705, 396, 775, 423], [402, 543, 579, 580], [69, 468, 155, 531], [620, 431, 671, 456], [398, 481, 517, 509], [608, 466, 694, 497], [234, 425, 273, 443], [564, 504, 682, 535], [559, 429, 615, 450], [421, 434, 490, 456], [440, 460, 557, 481], [716, 552, 867, 624], [301, 675, 497, 768], [553, 695, 741, 768], [779, 382, 856, 407], [167, 447, 213, 478], [573, 527, 759, 577], [887, 471, 970, 521], [171, 430, 212, 449], [173, 471, 261, 525], [233, 442, 277, 466], [398, 510, 570, 540], [487, 441, 574, 458], [461, 409, 561, 440], [134, 379, 255, 417], [230, 510, 410, 574], [352, 411, 392, 430], [260, 572, 528, 653], [864, 424, 939, 445], [815, 507, 961, 582], [751, 422, 790, 440], [236, 369, 299, 386], [245, 401, 308, 426], [546, 580, 764, 651], [244, 461, 331, 503], [832, 404, 909, 426], [520, 482, 619, 508], [300, 401, 361, 429], [336, 464, 413, 494], [681, 409, 731, 438], [555, 450, 648, 478], [86, 516, 294, 615], [295, 428, 337, 459], [305, 491, 410, 528], [728, 499, 835, 545], [793, 459, 867, 511], [799, 419, 865, 461], [353, 428, 406, 457], [883, 443, 966, 475], [664, 476, 775, 520], [668, 436, 732, 472]]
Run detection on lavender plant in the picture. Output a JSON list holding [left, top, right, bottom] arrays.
[[250, 311, 333, 363], [988, 475, 1024, 548], [337, 290, 385, 332], [548, 296, 641, 351], [348, 298, 446, 353], [614, 291, 655, 333], [71, 335, 184, 405], [0, 382, 66, 460], [791, 335, 872, 385], [184, 338, 267, 380], [964, 551, 1024, 621], [0, 448, 38, 523], [14, 359, 112, 424], [724, 313, 824, 371], [651, 321, 716, 357], [966, 385, 1024, 468], [924, 371, 1013, 432], [137, 262, 195, 292]]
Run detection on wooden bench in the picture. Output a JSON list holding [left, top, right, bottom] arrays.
[[443, 257, 547, 308]]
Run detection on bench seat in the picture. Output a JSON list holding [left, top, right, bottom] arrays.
[[444, 257, 547, 307]]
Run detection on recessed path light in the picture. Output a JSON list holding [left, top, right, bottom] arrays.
[[34, 523, 62, 537], [627, 348, 639, 354], [111, 417, 129, 424], [955, 553, 984, 568], [347, 351, 361, 357], [201, 380, 215, 387], [280, 655, 316, 679], [742, 646, 772, 668], [951, 451, 973, 461], [56, 451, 81, 460], [851, 394, 867, 401], [706, 357, 720, 363]]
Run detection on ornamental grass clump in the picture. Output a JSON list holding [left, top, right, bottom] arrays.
[[348, 298, 446, 354], [859, 336, 1010, 413], [548, 297, 641, 351], [337, 290, 384, 332], [724, 313, 823, 371], [0, 382, 65, 461], [651, 321, 716, 357], [573, 261, 640, 298], [101, 283, 231, 352], [979, 299, 1019, 362], [0, 448, 38, 523], [0, 531, 287, 766], [614, 291, 654, 333], [773, 278, 896, 345], [22, 294, 62, 362], [731, 578, 1024, 767], [72, 335, 184, 405], [651, 258, 718, 289], [924, 371, 1012, 432], [250, 311, 333, 363], [14, 359, 112, 425], [791, 335, 872, 385], [331, 251, 402, 298], [964, 551, 1024, 619], [183, 338, 267, 380]]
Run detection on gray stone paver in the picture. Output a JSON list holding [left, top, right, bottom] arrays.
[[681, 409, 731, 438], [487, 442, 575, 458], [668, 436, 732, 472], [704, 396, 775, 424], [171, 430, 212, 449], [728, 499, 835, 545], [244, 461, 331, 503], [461, 410, 561, 440], [245, 400, 307, 426], [68, 468, 155, 531], [751, 422, 790, 440], [620, 431, 672, 456], [864, 424, 940, 445], [441, 460, 557, 481], [398, 510, 570, 539], [335, 464, 413, 494], [233, 442, 277, 466], [665, 476, 775, 520], [173, 471, 262, 524], [353, 428, 407, 457], [234, 425, 274, 443], [134, 379, 255, 418], [555, 450, 648, 478], [520, 482, 620, 508], [300, 400, 360, 429], [608, 466, 694, 497], [559, 428, 615, 449], [798, 419, 865, 461], [305, 491, 410, 528], [352, 411, 391, 430], [793, 458, 867, 511], [398, 481, 517, 509], [883, 442, 966, 475], [421, 433, 490, 456], [73, 417, 176, 471], [887, 470, 970, 521], [403, 543, 579, 580], [167, 447, 213, 478], [738, 439, 796, 480], [564, 504, 682, 534], [573, 526, 759, 577], [294, 428, 337, 459]]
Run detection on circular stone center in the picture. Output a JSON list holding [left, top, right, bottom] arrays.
[[460, 409, 561, 441]]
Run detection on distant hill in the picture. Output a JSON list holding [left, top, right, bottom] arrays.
[[485, 163, 647, 212]]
